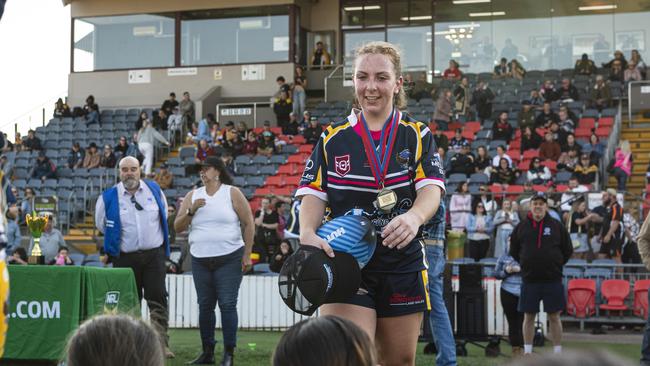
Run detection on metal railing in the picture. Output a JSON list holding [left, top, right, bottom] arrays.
[[324, 65, 344, 103], [627, 80, 650, 128]]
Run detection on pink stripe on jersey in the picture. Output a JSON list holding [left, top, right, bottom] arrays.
[[384, 174, 410, 186]]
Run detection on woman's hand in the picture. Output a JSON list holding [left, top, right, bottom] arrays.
[[241, 252, 253, 272], [300, 231, 334, 258], [191, 198, 206, 213], [382, 211, 422, 249]]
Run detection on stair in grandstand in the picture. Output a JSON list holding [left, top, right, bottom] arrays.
[[613, 124, 650, 196]]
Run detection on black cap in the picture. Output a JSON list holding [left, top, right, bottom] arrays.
[[197, 156, 221, 169], [532, 191, 547, 203], [279, 246, 361, 316]]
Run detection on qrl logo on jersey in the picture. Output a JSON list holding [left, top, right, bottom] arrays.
[[335, 155, 351, 176]]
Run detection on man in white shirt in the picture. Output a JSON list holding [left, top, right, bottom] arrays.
[[560, 177, 589, 220]]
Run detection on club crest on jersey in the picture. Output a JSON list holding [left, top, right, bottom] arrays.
[[396, 149, 410, 168], [335, 154, 351, 176]]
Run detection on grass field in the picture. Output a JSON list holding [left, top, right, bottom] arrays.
[[165, 329, 642, 366]]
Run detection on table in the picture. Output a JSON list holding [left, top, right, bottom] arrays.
[[3, 265, 139, 361]]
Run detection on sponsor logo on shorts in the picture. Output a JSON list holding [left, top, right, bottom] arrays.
[[389, 293, 424, 306]]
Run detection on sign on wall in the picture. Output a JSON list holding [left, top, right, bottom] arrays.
[[128, 69, 151, 84], [241, 64, 265, 81], [167, 67, 198, 77], [214, 68, 223, 80]]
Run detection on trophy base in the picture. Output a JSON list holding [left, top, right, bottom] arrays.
[[28, 255, 45, 265]]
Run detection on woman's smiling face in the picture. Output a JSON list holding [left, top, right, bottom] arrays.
[[353, 53, 402, 119]]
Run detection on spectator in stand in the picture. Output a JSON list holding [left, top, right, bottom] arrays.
[[410, 71, 433, 102], [153, 109, 168, 132], [539, 132, 561, 161], [473, 184, 497, 213], [8, 248, 28, 265], [20, 188, 35, 224], [472, 82, 495, 122], [450, 182, 472, 232], [540, 80, 557, 102], [588, 134, 605, 163], [254, 196, 280, 261], [235, 121, 250, 140], [82, 142, 101, 169], [292, 70, 307, 122], [602, 50, 628, 69], [180, 91, 196, 129], [561, 132, 582, 155], [135, 111, 148, 131], [526, 158, 552, 185], [154, 163, 173, 190], [493, 112, 513, 143], [65, 315, 165, 366], [609, 60, 625, 82], [494, 199, 520, 258], [100, 145, 117, 168], [491, 157, 517, 187], [433, 128, 449, 153], [5, 206, 21, 255], [284, 113, 300, 136], [275, 76, 291, 100], [448, 142, 474, 177], [518, 101, 536, 132], [32, 151, 57, 181], [138, 120, 171, 176], [528, 90, 544, 108], [535, 101, 559, 128], [493, 57, 509, 78], [510, 192, 572, 356], [449, 128, 467, 153], [557, 78, 580, 102], [28, 214, 66, 263], [611, 140, 632, 191], [567, 198, 591, 259], [193, 114, 214, 143], [491, 145, 512, 168], [625, 62, 643, 82], [14, 132, 22, 151], [574, 154, 598, 185], [559, 177, 589, 216], [631, 49, 647, 79], [114, 136, 129, 158], [83, 95, 98, 115], [54, 98, 71, 118], [432, 89, 453, 132], [221, 152, 236, 177], [442, 60, 462, 80], [167, 106, 184, 143], [85, 104, 100, 127], [310, 41, 332, 68], [224, 133, 244, 157], [220, 121, 238, 145], [303, 118, 322, 146], [454, 77, 471, 120], [590, 75, 612, 111], [22, 129, 42, 151], [274, 91, 293, 131], [67, 142, 85, 169], [195, 139, 216, 163], [242, 132, 259, 155], [574, 53, 596, 75], [509, 59, 526, 80], [258, 131, 276, 157], [49, 247, 74, 266], [270, 240, 294, 273], [474, 146, 491, 174], [622, 206, 642, 270], [161, 92, 179, 115], [599, 189, 624, 262], [521, 126, 542, 153], [556, 110, 575, 146], [494, 250, 524, 357], [467, 201, 493, 261]]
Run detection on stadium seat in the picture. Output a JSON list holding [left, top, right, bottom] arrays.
[[578, 118, 596, 130], [266, 176, 283, 187], [252, 155, 269, 165], [598, 117, 614, 127], [259, 165, 278, 175], [555, 171, 573, 184], [634, 280, 650, 319], [448, 173, 467, 185], [567, 279, 596, 318], [270, 155, 287, 165], [238, 165, 258, 175], [235, 155, 252, 166], [179, 147, 196, 159], [469, 173, 489, 186], [574, 128, 592, 139], [599, 279, 630, 312], [292, 135, 306, 145]]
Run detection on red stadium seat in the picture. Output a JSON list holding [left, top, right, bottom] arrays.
[[544, 160, 557, 173], [514, 129, 521, 139], [489, 185, 503, 194], [284, 174, 301, 186], [265, 176, 284, 187], [634, 280, 650, 319], [443, 131, 455, 140], [567, 279, 596, 318], [277, 135, 291, 143], [598, 117, 614, 127], [298, 144, 313, 154], [600, 279, 630, 312], [255, 187, 273, 197], [253, 127, 264, 134], [274, 187, 293, 196], [522, 150, 539, 160], [578, 118, 596, 130], [465, 122, 481, 133], [574, 128, 592, 139], [509, 140, 521, 150], [462, 131, 475, 141], [448, 122, 463, 131], [505, 185, 524, 195], [535, 128, 546, 137], [555, 184, 569, 192], [278, 164, 296, 175], [292, 135, 306, 145], [517, 160, 530, 171], [506, 149, 521, 161], [595, 127, 611, 138], [288, 154, 307, 164], [532, 185, 548, 192], [271, 127, 282, 135]]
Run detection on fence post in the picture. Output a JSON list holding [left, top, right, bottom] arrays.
[[42, 108, 45, 126]]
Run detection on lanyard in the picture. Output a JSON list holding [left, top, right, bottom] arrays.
[[358, 109, 399, 188]]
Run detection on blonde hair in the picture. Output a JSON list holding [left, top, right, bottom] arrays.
[[354, 41, 407, 110], [618, 140, 631, 155]]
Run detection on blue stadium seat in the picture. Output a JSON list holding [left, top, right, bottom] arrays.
[[259, 165, 277, 175], [447, 173, 467, 185], [238, 165, 258, 175], [180, 147, 196, 159], [252, 155, 269, 165], [469, 173, 489, 185], [235, 155, 252, 166], [270, 155, 287, 164]]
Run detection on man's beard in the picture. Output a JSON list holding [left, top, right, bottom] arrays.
[[123, 177, 139, 190]]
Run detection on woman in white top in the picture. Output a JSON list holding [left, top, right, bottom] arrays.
[[449, 182, 472, 232], [467, 202, 493, 261], [493, 199, 520, 258], [137, 119, 170, 176], [174, 156, 254, 366]]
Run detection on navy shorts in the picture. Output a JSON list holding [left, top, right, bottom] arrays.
[[339, 270, 430, 318], [518, 281, 565, 314]]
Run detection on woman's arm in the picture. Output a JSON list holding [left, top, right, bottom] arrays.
[[299, 195, 332, 257], [174, 190, 196, 233], [231, 187, 255, 263]]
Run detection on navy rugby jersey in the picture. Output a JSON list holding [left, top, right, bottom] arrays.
[[296, 109, 446, 273]]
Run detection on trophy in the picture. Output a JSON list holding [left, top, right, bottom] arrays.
[[27, 212, 48, 265]]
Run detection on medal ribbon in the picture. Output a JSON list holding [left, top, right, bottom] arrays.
[[359, 108, 399, 189]]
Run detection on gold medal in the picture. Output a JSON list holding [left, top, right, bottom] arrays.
[[375, 188, 397, 212]]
